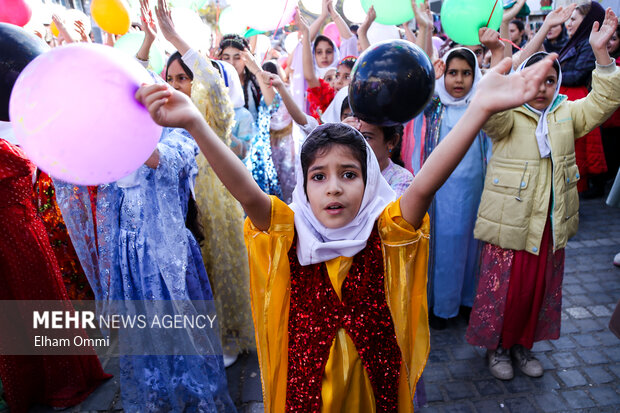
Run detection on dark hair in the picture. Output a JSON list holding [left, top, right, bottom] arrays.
[[612, 25, 620, 59], [338, 56, 357, 70], [313, 35, 334, 53], [218, 34, 261, 114], [381, 125, 405, 167], [186, 197, 205, 245], [445, 49, 477, 75], [262, 60, 279, 75], [524, 52, 560, 77], [510, 19, 525, 32], [166, 51, 194, 81], [300, 124, 367, 196], [349, 24, 359, 33], [575, 3, 592, 18], [340, 97, 351, 120]]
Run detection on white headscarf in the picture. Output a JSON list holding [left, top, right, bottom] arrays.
[[290, 123, 396, 265], [313, 36, 341, 79], [0, 121, 17, 145], [435, 47, 482, 107], [320, 87, 349, 124], [213, 60, 245, 109], [518, 52, 563, 159]]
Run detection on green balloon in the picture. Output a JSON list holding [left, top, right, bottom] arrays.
[[441, 0, 503, 46], [113, 32, 165, 75], [244, 28, 265, 38], [360, 0, 423, 26]]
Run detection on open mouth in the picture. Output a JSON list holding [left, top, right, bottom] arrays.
[[325, 203, 344, 214]]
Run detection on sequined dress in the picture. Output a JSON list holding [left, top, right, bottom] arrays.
[[0, 139, 111, 413], [54, 130, 236, 412], [244, 196, 430, 412]]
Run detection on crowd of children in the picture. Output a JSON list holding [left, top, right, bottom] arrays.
[[1, 0, 620, 411]]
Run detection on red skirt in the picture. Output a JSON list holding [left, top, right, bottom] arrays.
[[466, 218, 564, 350], [561, 85, 607, 191]]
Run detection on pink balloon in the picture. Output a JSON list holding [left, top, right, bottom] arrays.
[[0, 0, 32, 27], [9, 43, 162, 185], [323, 22, 341, 48]]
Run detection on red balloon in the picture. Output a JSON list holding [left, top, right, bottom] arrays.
[[0, 0, 32, 27]]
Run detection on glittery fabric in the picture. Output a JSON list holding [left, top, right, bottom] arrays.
[[381, 159, 413, 197], [190, 56, 256, 354], [0, 139, 111, 413], [269, 94, 296, 203], [466, 218, 564, 350], [307, 78, 336, 121], [246, 95, 283, 198], [286, 227, 401, 412], [34, 171, 94, 300]]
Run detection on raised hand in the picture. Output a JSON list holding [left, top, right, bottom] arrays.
[[322, 0, 332, 18], [472, 54, 557, 114], [412, 0, 433, 30], [74, 20, 91, 43], [260, 71, 284, 89], [241, 50, 261, 75], [360, 5, 376, 32], [136, 84, 202, 129], [544, 4, 576, 27], [295, 8, 310, 39], [479, 27, 503, 51], [502, 0, 526, 22], [140, 0, 157, 43], [155, 0, 177, 43], [590, 8, 618, 58]]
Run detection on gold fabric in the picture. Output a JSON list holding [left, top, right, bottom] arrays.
[[244, 196, 430, 412], [190, 54, 255, 352]]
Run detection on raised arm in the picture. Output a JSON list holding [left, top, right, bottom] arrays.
[[136, 84, 272, 230], [241, 50, 276, 105], [500, 0, 525, 59], [400, 55, 557, 228], [479, 27, 505, 68], [327, 0, 353, 40], [309, 1, 329, 41], [156, 0, 192, 57], [357, 6, 376, 53], [297, 11, 320, 88], [412, 0, 433, 57], [512, 4, 575, 68], [260, 72, 309, 126], [137, 0, 157, 62]]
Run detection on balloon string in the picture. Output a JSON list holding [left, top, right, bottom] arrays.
[[486, 0, 500, 27], [499, 37, 523, 51], [261, 0, 290, 64]]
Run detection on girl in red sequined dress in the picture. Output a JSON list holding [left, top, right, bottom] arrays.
[[0, 137, 111, 413], [136, 53, 557, 412]]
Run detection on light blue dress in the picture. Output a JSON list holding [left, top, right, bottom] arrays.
[[55, 128, 237, 412], [424, 99, 490, 319]]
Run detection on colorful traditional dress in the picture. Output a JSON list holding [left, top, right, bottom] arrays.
[[245, 197, 430, 412], [186, 51, 255, 355], [34, 171, 95, 300], [269, 94, 296, 204], [0, 138, 110, 413], [382, 159, 414, 197]]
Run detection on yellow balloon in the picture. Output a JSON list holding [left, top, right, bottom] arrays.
[[50, 20, 59, 37], [91, 0, 131, 35]]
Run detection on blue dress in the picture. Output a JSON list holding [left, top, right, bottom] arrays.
[[55, 128, 237, 412], [424, 99, 490, 319]]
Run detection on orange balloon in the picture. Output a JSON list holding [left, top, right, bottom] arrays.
[[90, 0, 130, 35]]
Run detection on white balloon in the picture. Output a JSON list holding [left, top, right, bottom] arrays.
[[342, 0, 366, 23], [284, 31, 299, 54], [65, 8, 91, 34], [301, 0, 322, 15], [242, 0, 298, 32], [218, 5, 248, 35], [254, 34, 272, 63], [366, 22, 400, 45], [171, 8, 212, 53]]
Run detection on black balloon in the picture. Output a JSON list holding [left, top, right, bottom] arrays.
[[348, 39, 435, 126], [0, 23, 49, 121]]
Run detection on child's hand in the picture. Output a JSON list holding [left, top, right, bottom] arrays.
[[479, 27, 503, 51], [342, 116, 361, 130], [472, 54, 557, 115], [260, 72, 284, 89], [359, 6, 376, 33], [543, 4, 576, 28], [590, 8, 618, 64], [502, 0, 526, 23], [412, 0, 432, 31], [295, 8, 310, 39], [140, 0, 158, 43], [135, 84, 202, 130], [155, 0, 178, 44], [241, 50, 261, 75]]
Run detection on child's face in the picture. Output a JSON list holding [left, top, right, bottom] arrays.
[[220, 47, 245, 78], [306, 144, 365, 229], [526, 65, 558, 111], [444, 57, 474, 99], [359, 121, 391, 170], [334, 64, 352, 91], [166, 60, 192, 97], [607, 32, 619, 55], [315, 40, 335, 68], [324, 68, 336, 88]]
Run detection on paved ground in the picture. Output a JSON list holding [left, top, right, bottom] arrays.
[[20, 194, 620, 412]]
